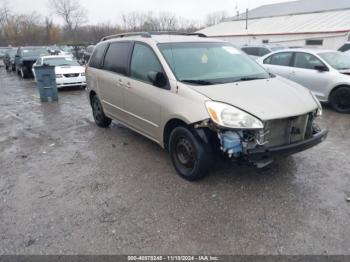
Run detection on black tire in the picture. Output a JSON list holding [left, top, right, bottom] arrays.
[[91, 95, 112, 128], [330, 86, 350, 113], [11, 65, 16, 71], [169, 126, 213, 181], [20, 67, 29, 79], [5, 65, 9, 71]]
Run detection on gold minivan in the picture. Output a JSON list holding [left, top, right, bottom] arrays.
[[86, 32, 327, 181]]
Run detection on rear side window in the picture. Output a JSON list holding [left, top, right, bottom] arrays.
[[264, 52, 293, 66], [103, 42, 132, 75], [339, 43, 350, 52], [89, 43, 108, 69], [259, 48, 270, 56], [130, 43, 162, 84], [242, 47, 259, 56]]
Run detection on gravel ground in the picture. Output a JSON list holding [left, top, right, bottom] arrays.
[[0, 68, 349, 255]]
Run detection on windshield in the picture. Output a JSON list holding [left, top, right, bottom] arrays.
[[158, 42, 269, 85], [43, 57, 80, 66], [318, 52, 350, 70], [6, 49, 17, 56], [23, 48, 48, 57]]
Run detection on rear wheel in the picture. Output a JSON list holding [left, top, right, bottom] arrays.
[[169, 126, 213, 181], [20, 67, 29, 79], [91, 95, 112, 128], [330, 86, 350, 113], [5, 64, 9, 71]]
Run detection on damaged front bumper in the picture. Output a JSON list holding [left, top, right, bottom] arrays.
[[194, 111, 328, 168], [246, 129, 328, 163]]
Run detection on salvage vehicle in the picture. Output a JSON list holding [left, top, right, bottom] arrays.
[[3, 48, 17, 71], [257, 49, 350, 113], [32, 56, 86, 88], [15, 46, 49, 78], [86, 32, 327, 181]]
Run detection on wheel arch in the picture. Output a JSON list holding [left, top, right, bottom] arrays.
[[329, 84, 350, 101]]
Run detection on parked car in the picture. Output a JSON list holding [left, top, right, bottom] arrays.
[[57, 46, 74, 58], [83, 45, 95, 63], [86, 32, 327, 181], [338, 42, 350, 52], [3, 48, 18, 71], [257, 49, 350, 113], [32, 56, 86, 88], [0, 47, 12, 59], [241, 45, 287, 59], [15, 46, 49, 78]]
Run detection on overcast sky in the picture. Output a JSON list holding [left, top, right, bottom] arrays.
[[5, 0, 293, 24]]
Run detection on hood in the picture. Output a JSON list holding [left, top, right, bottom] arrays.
[[188, 77, 318, 121], [55, 66, 84, 74]]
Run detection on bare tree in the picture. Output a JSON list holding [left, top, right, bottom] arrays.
[[205, 11, 229, 27], [49, 0, 87, 32], [157, 12, 178, 31]]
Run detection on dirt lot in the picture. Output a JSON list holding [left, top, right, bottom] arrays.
[[0, 68, 349, 255]]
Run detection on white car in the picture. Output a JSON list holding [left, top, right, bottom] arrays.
[[257, 49, 350, 113], [33, 56, 86, 88]]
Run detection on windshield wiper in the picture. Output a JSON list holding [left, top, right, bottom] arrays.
[[237, 77, 267, 82], [181, 79, 215, 85]]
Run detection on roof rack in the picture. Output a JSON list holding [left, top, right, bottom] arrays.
[[101, 31, 207, 42]]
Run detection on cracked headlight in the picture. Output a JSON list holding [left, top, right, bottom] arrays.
[[205, 101, 264, 129], [310, 92, 322, 117]]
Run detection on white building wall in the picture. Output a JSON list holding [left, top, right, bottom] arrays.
[[214, 32, 350, 49]]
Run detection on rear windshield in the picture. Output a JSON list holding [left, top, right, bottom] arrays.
[[43, 57, 80, 66], [22, 48, 49, 57]]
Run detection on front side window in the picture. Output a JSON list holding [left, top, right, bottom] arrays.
[[293, 53, 324, 70], [264, 52, 293, 66], [89, 42, 108, 69], [103, 42, 132, 75], [130, 43, 162, 84], [159, 42, 269, 85]]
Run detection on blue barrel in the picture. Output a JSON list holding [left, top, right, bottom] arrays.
[[34, 65, 58, 102]]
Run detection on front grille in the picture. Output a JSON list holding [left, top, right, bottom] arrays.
[[64, 73, 79, 78], [264, 114, 312, 147]]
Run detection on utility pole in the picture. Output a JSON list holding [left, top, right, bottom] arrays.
[[245, 8, 248, 30]]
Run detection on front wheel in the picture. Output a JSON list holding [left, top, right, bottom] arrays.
[[330, 86, 350, 113], [20, 67, 29, 79], [169, 126, 213, 181], [91, 95, 112, 128]]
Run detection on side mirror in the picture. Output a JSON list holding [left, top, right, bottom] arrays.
[[314, 65, 328, 72], [147, 71, 167, 88]]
